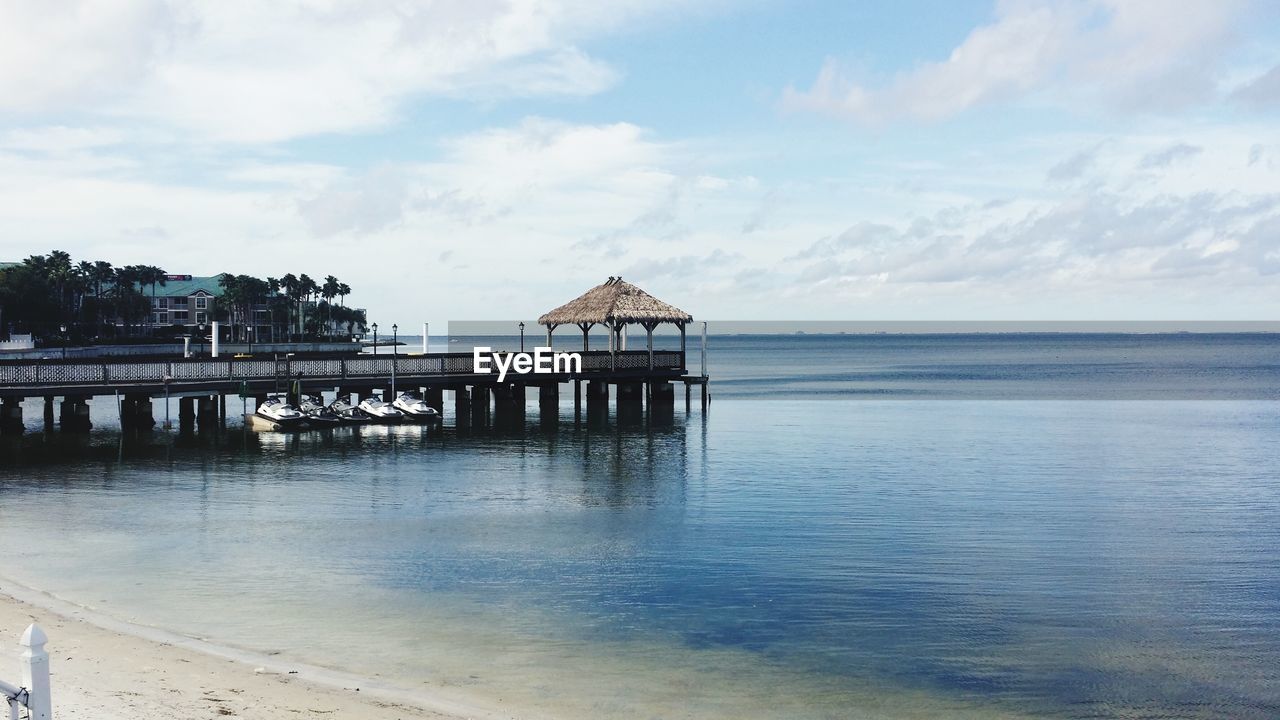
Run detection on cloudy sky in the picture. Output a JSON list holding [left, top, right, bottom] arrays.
[[1, 0, 1278, 324]]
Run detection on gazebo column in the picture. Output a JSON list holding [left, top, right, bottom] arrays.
[[642, 320, 658, 371], [679, 322, 687, 371], [546, 323, 556, 349]]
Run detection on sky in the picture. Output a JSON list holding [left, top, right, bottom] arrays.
[[1, 0, 1279, 325]]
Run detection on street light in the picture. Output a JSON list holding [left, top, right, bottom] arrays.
[[372, 323, 378, 355], [391, 323, 398, 399], [60, 324, 67, 359], [198, 322, 206, 356], [392, 324, 398, 355], [519, 321, 525, 352]]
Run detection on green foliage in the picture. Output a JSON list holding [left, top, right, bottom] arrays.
[[0, 251, 358, 345]]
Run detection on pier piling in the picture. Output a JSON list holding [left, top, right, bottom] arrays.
[[454, 388, 471, 430], [423, 387, 443, 414], [539, 384, 559, 425], [470, 385, 491, 428], [0, 396, 23, 435], [59, 396, 91, 432], [121, 393, 156, 430], [178, 396, 195, 430], [617, 382, 644, 425], [586, 380, 609, 422]]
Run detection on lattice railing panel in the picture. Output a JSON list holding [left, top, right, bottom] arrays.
[[170, 361, 231, 380], [109, 362, 169, 382], [289, 359, 344, 377], [394, 356, 444, 375], [231, 360, 277, 379], [344, 357, 395, 377]]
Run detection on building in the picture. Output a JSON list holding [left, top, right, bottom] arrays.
[[144, 274, 219, 329]]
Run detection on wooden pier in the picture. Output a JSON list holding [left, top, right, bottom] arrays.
[[0, 276, 710, 434], [0, 349, 708, 433]]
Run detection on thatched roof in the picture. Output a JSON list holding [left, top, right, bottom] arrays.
[[539, 277, 693, 327]]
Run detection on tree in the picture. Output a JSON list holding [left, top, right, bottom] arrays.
[[298, 274, 318, 338], [278, 273, 299, 340], [321, 275, 340, 338]]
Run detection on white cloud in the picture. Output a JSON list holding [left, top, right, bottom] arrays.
[[783, 0, 1249, 123], [0, 0, 691, 143], [1231, 63, 1280, 109], [1137, 143, 1203, 169]]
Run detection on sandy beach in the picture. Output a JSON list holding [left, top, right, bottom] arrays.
[[0, 579, 515, 720]]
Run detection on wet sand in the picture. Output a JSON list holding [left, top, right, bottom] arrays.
[[0, 578, 526, 720]]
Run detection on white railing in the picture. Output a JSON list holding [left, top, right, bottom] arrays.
[[1, 624, 50, 720]]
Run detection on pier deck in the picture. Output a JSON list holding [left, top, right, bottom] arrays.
[[0, 349, 691, 399]]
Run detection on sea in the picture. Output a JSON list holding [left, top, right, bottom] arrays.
[[1, 333, 1279, 719]]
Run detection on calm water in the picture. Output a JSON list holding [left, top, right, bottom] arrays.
[[1, 334, 1279, 718]]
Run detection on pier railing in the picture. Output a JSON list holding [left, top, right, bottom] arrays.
[[0, 350, 685, 394], [1, 625, 50, 720]]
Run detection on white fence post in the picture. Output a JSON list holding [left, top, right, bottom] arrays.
[[20, 624, 50, 720]]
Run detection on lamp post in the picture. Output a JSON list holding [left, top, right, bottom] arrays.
[[519, 321, 525, 352], [60, 324, 67, 359], [198, 322, 206, 356], [372, 323, 378, 355], [247, 326, 253, 355], [391, 323, 398, 399]]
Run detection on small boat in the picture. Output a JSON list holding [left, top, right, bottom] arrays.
[[357, 396, 404, 423], [298, 394, 341, 425], [392, 392, 440, 421], [327, 395, 367, 424], [255, 395, 307, 429]]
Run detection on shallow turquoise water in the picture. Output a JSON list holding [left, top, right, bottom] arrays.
[[1, 335, 1279, 718]]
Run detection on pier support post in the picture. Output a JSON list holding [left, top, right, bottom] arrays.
[[43, 396, 54, 432], [513, 384, 526, 426], [59, 395, 91, 432], [539, 384, 559, 426], [423, 387, 443, 414], [454, 387, 472, 430], [586, 380, 609, 423], [492, 384, 511, 427], [1, 396, 23, 435], [649, 380, 675, 424], [701, 382, 709, 411], [573, 380, 582, 424], [685, 382, 691, 412], [178, 396, 195, 430], [197, 395, 217, 429], [470, 385, 491, 428], [617, 382, 644, 425], [121, 393, 155, 430]]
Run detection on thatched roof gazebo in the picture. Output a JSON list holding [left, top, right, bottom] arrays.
[[538, 277, 693, 369]]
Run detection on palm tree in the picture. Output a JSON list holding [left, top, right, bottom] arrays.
[[337, 282, 350, 307], [298, 274, 318, 339], [90, 261, 113, 334], [141, 266, 167, 335], [321, 275, 340, 338], [112, 265, 148, 335], [279, 274, 299, 340], [45, 250, 76, 328]]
